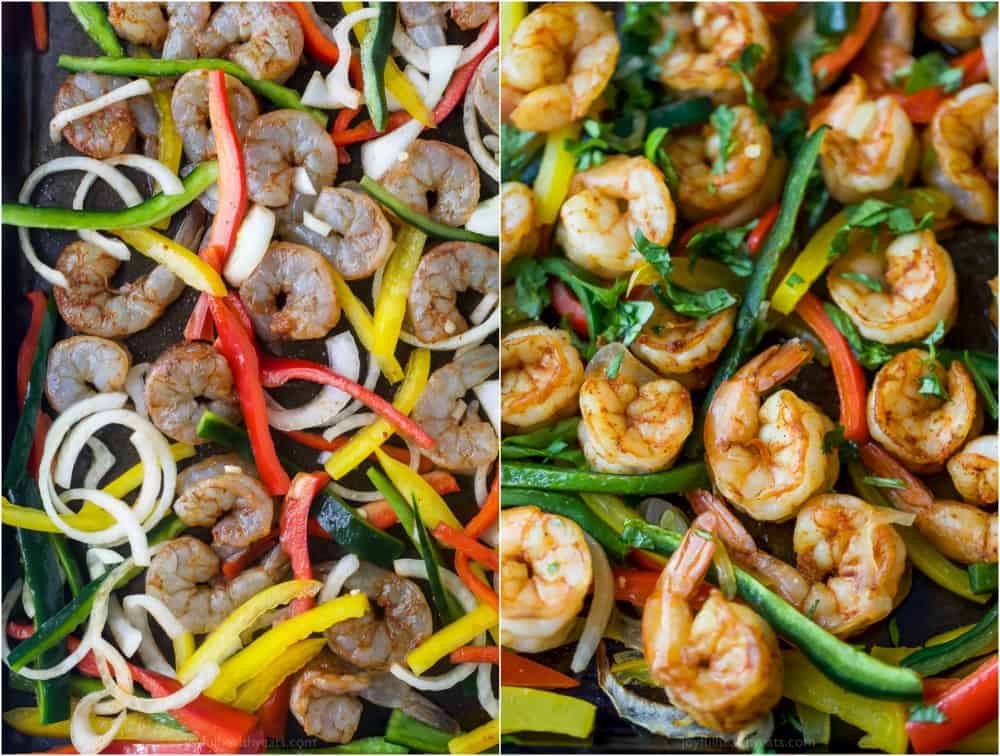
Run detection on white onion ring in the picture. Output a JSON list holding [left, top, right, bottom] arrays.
[[328, 344, 380, 426], [477, 661, 498, 719], [50, 78, 152, 143], [83, 437, 116, 490], [71, 690, 126, 755], [319, 554, 361, 603], [392, 25, 431, 72], [474, 465, 489, 508], [122, 594, 186, 639], [328, 9, 379, 108], [390, 659, 477, 691], [398, 307, 499, 350], [571, 534, 613, 674], [128, 608, 175, 677], [458, 13, 499, 66], [126, 363, 150, 420], [464, 77, 499, 182], [62, 489, 150, 564]]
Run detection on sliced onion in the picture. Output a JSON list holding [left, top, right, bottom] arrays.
[[391, 661, 478, 691], [64, 489, 150, 565], [319, 554, 360, 603], [571, 535, 613, 674], [86, 548, 125, 576], [477, 661, 498, 718], [95, 154, 184, 196], [394, 559, 479, 614], [122, 594, 186, 639], [293, 166, 318, 196], [71, 690, 126, 755], [126, 363, 150, 420], [129, 608, 176, 677], [50, 78, 152, 143], [302, 70, 340, 108], [328, 345, 380, 426], [479, 521, 498, 548], [20, 580, 35, 620], [398, 307, 499, 350], [393, 25, 430, 72], [72, 163, 138, 261], [474, 464, 490, 508], [458, 13, 499, 66], [83, 437, 116, 489], [108, 596, 143, 658], [224, 204, 276, 288], [464, 83, 499, 182], [2, 580, 24, 660], [464, 195, 500, 236], [327, 8, 379, 108], [472, 380, 499, 434], [736, 713, 776, 752], [303, 210, 333, 236]]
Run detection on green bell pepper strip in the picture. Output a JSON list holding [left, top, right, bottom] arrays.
[[939, 349, 998, 384], [267, 738, 408, 755], [50, 532, 86, 597], [901, 603, 999, 676], [361, 3, 395, 132], [58, 55, 328, 126], [2, 161, 218, 230], [969, 563, 998, 594], [622, 518, 924, 700], [647, 97, 714, 130], [500, 461, 708, 496], [68, 2, 124, 56], [385, 710, 457, 753]]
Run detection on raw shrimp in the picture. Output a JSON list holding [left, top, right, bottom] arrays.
[[325, 562, 433, 670], [398, 2, 447, 48], [177, 453, 254, 493], [243, 110, 339, 207], [921, 2, 994, 50], [502, 2, 619, 132], [449, 2, 496, 30], [290, 651, 364, 744], [407, 241, 499, 344], [656, 2, 777, 104], [667, 105, 772, 221], [631, 299, 736, 377], [501, 325, 584, 430], [53, 241, 184, 339], [557, 155, 676, 277], [171, 70, 259, 164], [948, 435, 998, 505], [52, 73, 135, 159], [642, 511, 782, 734], [705, 340, 839, 522], [146, 536, 289, 634], [474, 47, 500, 135], [238, 242, 341, 341], [500, 506, 592, 653], [500, 181, 539, 265], [45, 336, 131, 414], [197, 2, 304, 82], [578, 345, 693, 475], [380, 139, 480, 227], [173, 472, 274, 549], [811, 75, 918, 204], [163, 2, 211, 60], [867, 349, 980, 473], [852, 2, 917, 93], [108, 2, 168, 47], [411, 344, 499, 473], [144, 342, 240, 445], [827, 230, 958, 344], [922, 83, 998, 225]]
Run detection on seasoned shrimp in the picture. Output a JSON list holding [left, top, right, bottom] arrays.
[[500, 506, 592, 653], [45, 336, 131, 414], [411, 344, 499, 473], [380, 140, 480, 227], [450, 1, 496, 30], [53, 241, 184, 339], [290, 651, 364, 744], [578, 345, 693, 475], [244, 110, 339, 207], [642, 511, 782, 733], [557, 155, 676, 277], [922, 83, 998, 225], [407, 242, 499, 344], [145, 342, 240, 445], [325, 562, 433, 670], [52, 74, 134, 159], [656, 2, 777, 104], [399, 2, 447, 48], [705, 341, 839, 522], [197, 2, 304, 82], [146, 536, 288, 634], [667, 105, 772, 221], [827, 230, 958, 344], [474, 48, 500, 134], [501, 325, 584, 430], [502, 2, 619, 132], [868, 349, 980, 472], [171, 70, 259, 164], [163, 2, 211, 59], [173, 472, 274, 549], [921, 2, 994, 50], [948, 435, 998, 505], [811, 75, 918, 203], [239, 242, 341, 341], [853, 2, 917, 93], [631, 299, 736, 377], [108, 2, 168, 47], [500, 182, 539, 265]]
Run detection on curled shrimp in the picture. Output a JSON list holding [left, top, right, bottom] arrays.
[[948, 435, 998, 506], [502, 2, 619, 132], [852, 2, 917, 93], [921, 2, 994, 50], [177, 453, 255, 493], [108, 2, 168, 47], [501, 325, 584, 430], [705, 340, 839, 522], [380, 139, 480, 227], [407, 242, 499, 344], [411, 344, 499, 473], [174, 472, 274, 549], [163, 2, 211, 59], [557, 155, 676, 277], [578, 345, 693, 475], [197, 2, 304, 82], [827, 230, 958, 344], [500, 181, 539, 265], [45, 336, 131, 414], [642, 511, 782, 734], [631, 298, 736, 378], [450, 2, 497, 31], [171, 70, 259, 164], [53, 74, 135, 159], [500, 505, 592, 653]]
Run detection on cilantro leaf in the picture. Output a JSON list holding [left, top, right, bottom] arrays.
[[510, 257, 551, 319], [601, 300, 655, 346], [823, 302, 903, 369], [888, 617, 901, 646], [727, 43, 769, 120], [829, 198, 934, 259], [686, 222, 755, 277], [644, 127, 679, 191], [621, 2, 672, 39], [771, 107, 808, 156], [971, 2, 997, 17], [898, 52, 964, 95], [606, 351, 625, 379], [710, 104, 738, 175], [918, 373, 950, 400], [782, 45, 817, 104], [864, 476, 906, 490], [909, 703, 948, 724], [634, 229, 674, 279], [501, 124, 544, 183], [840, 271, 884, 292], [654, 282, 738, 319]]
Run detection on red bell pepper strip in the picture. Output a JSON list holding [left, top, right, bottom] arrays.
[[256, 681, 292, 741], [466, 476, 499, 540], [760, 2, 800, 22], [455, 551, 498, 610], [31, 3, 47, 52], [360, 471, 461, 529], [906, 656, 998, 754], [674, 214, 725, 254], [450, 645, 499, 664], [41, 745, 213, 755], [281, 429, 435, 472], [550, 280, 590, 337], [891, 47, 989, 124], [746, 203, 780, 255], [612, 567, 661, 608], [16, 291, 51, 476], [221, 532, 279, 581], [433, 523, 499, 570], [795, 292, 869, 442], [287, 1, 363, 80], [812, 2, 884, 87], [280, 471, 328, 614], [499, 648, 579, 689]]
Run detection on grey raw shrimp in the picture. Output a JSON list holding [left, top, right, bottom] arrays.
[[197, 2, 304, 82], [173, 471, 274, 548], [106, 2, 210, 56], [52, 73, 135, 159], [45, 336, 132, 414], [380, 139, 480, 227], [398, 2, 448, 47], [171, 70, 259, 164], [177, 453, 255, 493]]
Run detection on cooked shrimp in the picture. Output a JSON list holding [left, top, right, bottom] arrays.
[[501, 325, 584, 430], [407, 242, 499, 344], [578, 345, 693, 475], [108, 2, 168, 47], [631, 299, 736, 377], [380, 139, 480, 227], [52, 74, 134, 159], [557, 155, 676, 277], [290, 651, 365, 744], [705, 340, 839, 522], [656, 2, 777, 104], [197, 2, 304, 82], [244, 110, 339, 208], [325, 562, 433, 670], [411, 344, 499, 473], [502, 2, 619, 132], [450, 1, 496, 30], [827, 230, 958, 344], [500, 505, 592, 653], [45, 336, 131, 414], [948, 435, 998, 505], [399, 2, 447, 48], [642, 511, 782, 733], [922, 83, 998, 225], [868, 349, 980, 472], [239, 242, 340, 341], [53, 241, 184, 339], [171, 70, 259, 164], [163, 2, 211, 59], [667, 105, 772, 221], [474, 48, 500, 134], [852, 2, 917, 93], [173, 472, 274, 549], [500, 182, 539, 265], [921, 2, 994, 50], [145, 342, 240, 445]]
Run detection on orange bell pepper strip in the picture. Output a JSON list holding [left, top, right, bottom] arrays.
[[450, 645, 500, 665], [16, 291, 52, 476], [760, 2, 800, 22], [612, 567, 661, 608], [432, 523, 499, 571], [31, 3, 47, 52], [466, 476, 499, 540], [499, 649, 580, 689], [812, 2, 885, 88]]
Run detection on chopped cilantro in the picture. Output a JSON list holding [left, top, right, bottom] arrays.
[[909, 703, 948, 724], [888, 617, 901, 647], [621, 2, 672, 38], [510, 257, 551, 319], [829, 198, 935, 259], [644, 127, 679, 191], [971, 1, 997, 17], [786, 272, 806, 288], [685, 222, 755, 277], [863, 476, 906, 490], [840, 271, 884, 292], [601, 300, 656, 347], [710, 104, 738, 175], [500, 124, 544, 183], [606, 351, 625, 379], [898, 52, 964, 95], [823, 302, 903, 369], [727, 43, 769, 120]]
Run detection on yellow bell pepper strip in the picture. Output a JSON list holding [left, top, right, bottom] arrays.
[[533, 124, 579, 225], [406, 602, 499, 676], [449, 718, 499, 754], [3, 705, 198, 742], [113, 228, 226, 295], [372, 224, 427, 361], [206, 592, 369, 701], [172, 630, 195, 669], [782, 650, 909, 754], [177, 579, 322, 683], [500, 687, 597, 739], [501, 2, 527, 55], [330, 269, 404, 383], [231, 637, 326, 713], [374, 448, 462, 533], [324, 349, 430, 480], [151, 89, 183, 229]]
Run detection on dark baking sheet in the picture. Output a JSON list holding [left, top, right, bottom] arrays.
[[2, 2, 497, 752]]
